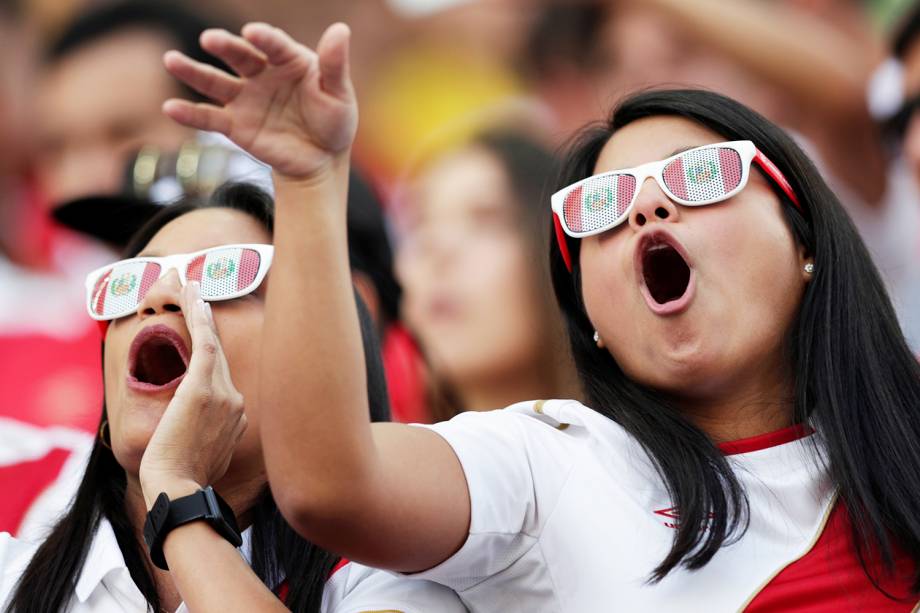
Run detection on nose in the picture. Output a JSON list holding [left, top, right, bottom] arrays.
[[136, 269, 183, 319], [627, 176, 680, 231], [412, 225, 465, 274]]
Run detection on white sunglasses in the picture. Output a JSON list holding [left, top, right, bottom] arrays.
[[551, 140, 800, 239], [85, 243, 274, 321]]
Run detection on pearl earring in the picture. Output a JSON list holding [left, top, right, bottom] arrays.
[[804, 263, 815, 274], [593, 331, 601, 345]]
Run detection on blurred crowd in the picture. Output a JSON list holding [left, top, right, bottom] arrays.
[[1, 0, 918, 537]]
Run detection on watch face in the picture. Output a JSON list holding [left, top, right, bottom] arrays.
[[204, 486, 243, 547]]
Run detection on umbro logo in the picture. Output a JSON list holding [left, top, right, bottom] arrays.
[[654, 507, 680, 529], [653, 507, 715, 530]]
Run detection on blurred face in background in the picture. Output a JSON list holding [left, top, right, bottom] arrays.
[[36, 29, 192, 206], [398, 145, 548, 395]]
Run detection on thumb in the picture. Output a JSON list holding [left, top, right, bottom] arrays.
[[317, 22, 352, 100]]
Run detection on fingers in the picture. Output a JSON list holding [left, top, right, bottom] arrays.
[[317, 22, 353, 99], [164, 51, 242, 104], [181, 282, 235, 383], [200, 28, 268, 78], [242, 22, 312, 67], [162, 99, 233, 135], [180, 282, 220, 384]]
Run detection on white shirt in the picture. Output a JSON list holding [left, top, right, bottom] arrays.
[[0, 518, 466, 613], [410, 399, 834, 612]]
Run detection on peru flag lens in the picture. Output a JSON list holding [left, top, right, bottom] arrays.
[[563, 173, 636, 233], [91, 261, 160, 318], [196, 247, 261, 299], [662, 147, 743, 202]]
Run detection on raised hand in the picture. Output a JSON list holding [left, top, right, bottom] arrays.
[[139, 282, 247, 506], [163, 22, 357, 180]]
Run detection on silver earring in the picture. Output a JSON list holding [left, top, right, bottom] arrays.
[[804, 263, 815, 274], [593, 331, 600, 343]]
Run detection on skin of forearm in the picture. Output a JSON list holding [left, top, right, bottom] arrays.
[[646, 0, 876, 118], [163, 521, 288, 612], [260, 159, 381, 527], [258, 161, 471, 572]]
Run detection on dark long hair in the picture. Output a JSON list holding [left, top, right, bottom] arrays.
[[8, 183, 391, 612], [549, 89, 920, 589]]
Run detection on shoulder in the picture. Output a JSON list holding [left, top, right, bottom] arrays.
[[423, 398, 630, 457], [0, 532, 40, 608], [322, 561, 465, 613]]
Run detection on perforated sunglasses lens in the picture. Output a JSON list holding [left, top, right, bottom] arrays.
[[186, 247, 263, 300], [562, 174, 636, 234], [91, 261, 161, 319], [662, 147, 744, 203]]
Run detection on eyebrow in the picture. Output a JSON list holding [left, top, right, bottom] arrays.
[[667, 145, 697, 158]]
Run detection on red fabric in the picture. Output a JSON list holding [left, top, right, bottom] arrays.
[[0, 330, 103, 431], [329, 557, 350, 578], [274, 558, 351, 604], [4, 175, 55, 270], [747, 501, 917, 611], [718, 424, 813, 455], [0, 448, 71, 534], [382, 324, 430, 424]]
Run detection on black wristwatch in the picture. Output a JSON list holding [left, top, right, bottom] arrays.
[[143, 485, 242, 570]]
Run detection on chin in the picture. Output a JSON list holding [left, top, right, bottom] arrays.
[[111, 440, 149, 478], [624, 336, 723, 392]]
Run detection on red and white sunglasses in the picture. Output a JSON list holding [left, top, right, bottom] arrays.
[[551, 140, 801, 270], [85, 243, 274, 321]]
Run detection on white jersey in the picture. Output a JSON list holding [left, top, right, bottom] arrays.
[[0, 518, 465, 613], [409, 399, 917, 612]]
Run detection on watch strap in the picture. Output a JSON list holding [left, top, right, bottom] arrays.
[[144, 486, 242, 571]]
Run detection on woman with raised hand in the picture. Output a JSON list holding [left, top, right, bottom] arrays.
[[162, 22, 920, 611], [0, 183, 465, 612]]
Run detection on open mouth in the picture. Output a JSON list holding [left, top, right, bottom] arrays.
[[128, 324, 190, 392], [639, 233, 693, 307]]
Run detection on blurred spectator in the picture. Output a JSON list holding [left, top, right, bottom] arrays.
[[35, 1, 231, 206], [396, 129, 580, 420], [517, 2, 621, 142], [0, 0, 233, 536], [856, 1, 920, 353], [346, 172, 430, 424]]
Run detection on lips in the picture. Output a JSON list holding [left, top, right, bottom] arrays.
[[127, 324, 190, 393], [636, 230, 695, 315]]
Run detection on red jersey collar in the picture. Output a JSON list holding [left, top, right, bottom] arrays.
[[717, 423, 814, 456]]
